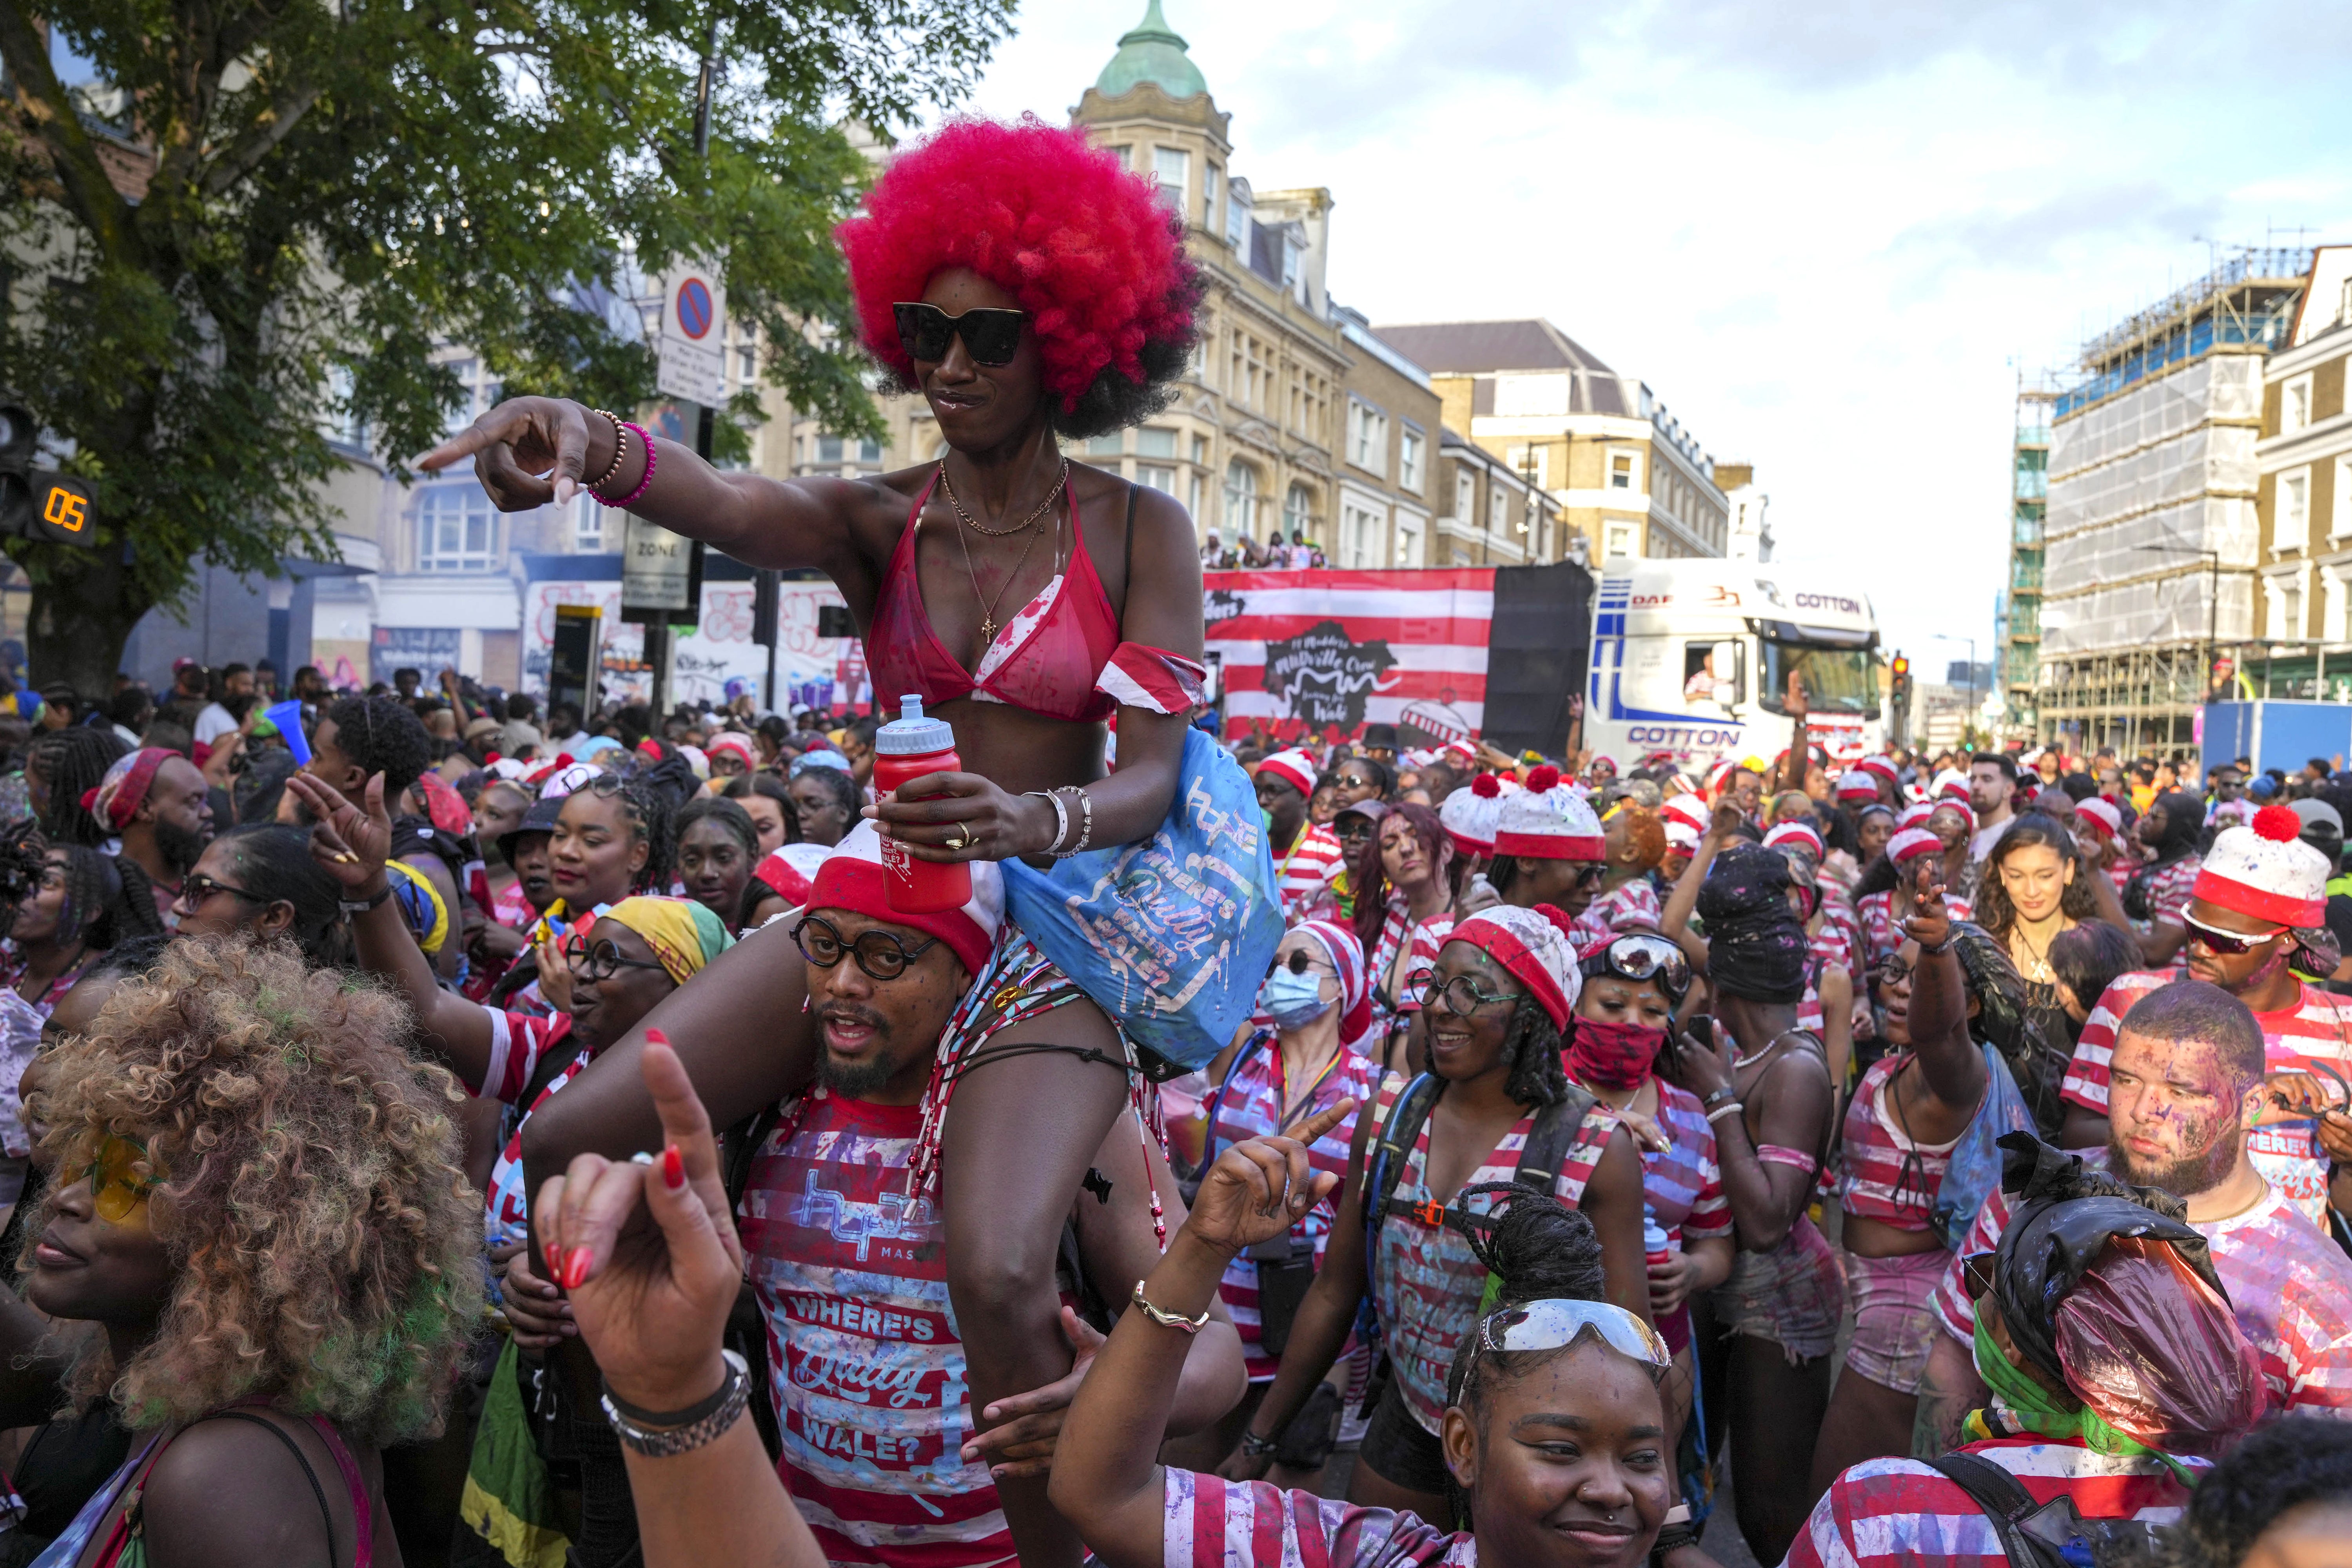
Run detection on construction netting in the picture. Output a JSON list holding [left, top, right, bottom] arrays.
[[2040, 354, 2262, 657]]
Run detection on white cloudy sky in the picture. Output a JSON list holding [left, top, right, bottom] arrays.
[[931, 0, 2352, 677]]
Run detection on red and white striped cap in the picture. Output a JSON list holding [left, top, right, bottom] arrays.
[[1896, 802, 1935, 832], [1858, 754, 1899, 789], [1835, 770, 1879, 803], [1494, 777, 1604, 861], [1888, 827, 1943, 864], [804, 822, 1004, 975], [1764, 820, 1824, 859], [2192, 804, 2328, 928], [1932, 769, 1970, 802], [1440, 772, 1514, 855], [1659, 793, 1710, 835], [2075, 797, 2123, 842], [1256, 749, 1320, 800], [752, 842, 833, 910], [1664, 820, 1701, 853], [1447, 903, 1582, 1028]]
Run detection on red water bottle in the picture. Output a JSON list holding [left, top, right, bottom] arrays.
[[873, 694, 972, 914]]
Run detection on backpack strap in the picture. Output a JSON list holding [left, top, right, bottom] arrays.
[[1924, 1451, 2069, 1568], [1364, 1073, 1445, 1239], [1513, 1083, 1597, 1196]]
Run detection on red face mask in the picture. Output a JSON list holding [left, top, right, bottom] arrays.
[[1568, 1017, 1666, 1091]]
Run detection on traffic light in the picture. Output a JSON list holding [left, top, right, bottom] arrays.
[[0, 402, 100, 547], [1889, 653, 1912, 706]]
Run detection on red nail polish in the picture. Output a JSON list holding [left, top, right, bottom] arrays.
[[562, 1251, 591, 1290], [662, 1144, 686, 1190], [646, 1028, 668, 1047], [545, 1247, 568, 1283]]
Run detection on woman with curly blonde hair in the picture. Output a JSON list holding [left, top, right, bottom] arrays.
[[2, 933, 483, 1568]]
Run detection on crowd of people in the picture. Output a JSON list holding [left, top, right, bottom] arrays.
[[0, 115, 2341, 1568]]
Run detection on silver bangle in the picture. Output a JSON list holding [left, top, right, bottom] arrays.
[[1056, 785, 1093, 857], [601, 1349, 751, 1457], [1027, 789, 1071, 855], [1704, 1100, 1746, 1125]]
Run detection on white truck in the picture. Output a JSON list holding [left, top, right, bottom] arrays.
[[1583, 559, 1885, 769]]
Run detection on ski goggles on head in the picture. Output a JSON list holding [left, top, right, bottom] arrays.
[[893, 303, 1029, 367], [2182, 911, 2285, 957], [1587, 933, 1690, 1000], [1468, 1298, 1672, 1379]]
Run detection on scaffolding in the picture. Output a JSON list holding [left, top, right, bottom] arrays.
[[2034, 247, 2310, 745], [2001, 377, 2054, 733]]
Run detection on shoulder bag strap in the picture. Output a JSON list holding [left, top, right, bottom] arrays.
[[1924, 1451, 2067, 1568], [200, 1412, 341, 1568], [1512, 1082, 1598, 1196]]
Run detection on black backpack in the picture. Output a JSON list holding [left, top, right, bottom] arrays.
[[1925, 1451, 2167, 1567]]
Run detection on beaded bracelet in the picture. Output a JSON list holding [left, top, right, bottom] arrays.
[[1053, 784, 1094, 858], [584, 409, 629, 493], [591, 421, 657, 508], [1704, 1100, 1746, 1125]]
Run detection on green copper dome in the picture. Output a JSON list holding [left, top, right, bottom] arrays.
[[1095, 0, 1207, 101]]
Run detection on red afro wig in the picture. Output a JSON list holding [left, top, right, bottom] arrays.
[[836, 116, 1204, 440]]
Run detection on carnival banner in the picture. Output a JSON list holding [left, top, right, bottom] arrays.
[[1203, 567, 1495, 746]]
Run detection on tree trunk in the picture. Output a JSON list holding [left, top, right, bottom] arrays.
[[20, 542, 150, 704]]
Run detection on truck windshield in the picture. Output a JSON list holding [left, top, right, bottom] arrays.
[[1759, 641, 1878, 717]]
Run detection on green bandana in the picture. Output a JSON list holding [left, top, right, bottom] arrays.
[[1969, 1312, 2196, 1483]]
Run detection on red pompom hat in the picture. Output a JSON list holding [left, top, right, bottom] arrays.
[[1439, 771, 1514, 856], [2193, 804, 2329, 927], [1494, 777, 1604, 861]]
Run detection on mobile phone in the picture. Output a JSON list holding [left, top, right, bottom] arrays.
[[1682, 1013, 1714, 1058]]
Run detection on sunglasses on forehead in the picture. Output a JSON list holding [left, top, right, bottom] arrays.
[[893, 303, 1029, 368]]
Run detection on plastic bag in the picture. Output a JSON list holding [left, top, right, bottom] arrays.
[[1002, 726, 1284, 1074], [1930, 1044, 2039, 1252], [2055, 1236, 2264, 1457]]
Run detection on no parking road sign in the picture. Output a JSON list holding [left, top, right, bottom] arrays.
[[657, 260, 727, 406]]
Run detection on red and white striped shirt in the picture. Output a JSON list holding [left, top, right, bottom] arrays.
[[738, 1089, 1011, 1568], [1366, 1074, 1618, 1433], [1639, 1082, 1731, 1244], [1366, 897, 1455, 1030], [1927, 1151, 2352, 1416], [1570, 876, 1663, 948], [1201, 1034, 1389, 1379], [1161, 1468, 1471, 1567], [2125, 854, 2200, 974], [1788, 1436, 2198, 1568], [1276, 824, 1346, 925], [1837, 1052, 1965, 1230], [478, 1009, 581, 1247], [2059, 971, 2352, 1228]]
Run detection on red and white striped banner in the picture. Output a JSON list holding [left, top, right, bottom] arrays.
[[1204, 567, 1495, 744]]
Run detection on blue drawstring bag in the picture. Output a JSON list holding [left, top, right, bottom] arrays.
[[1001, 726, 1283, 1075], [1931, 1043, 2040, 1252]]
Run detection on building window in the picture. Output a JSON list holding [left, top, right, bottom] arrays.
[[441, 357, 503, 437], [1224, 460, 1259, 537], [1153, 146, 1187, 204], [1203, 165, 1219, 226], [1454, 468, 1476, 523], [1490, 486, 1510, 534], [814, 434, 882, 467], [2283, 570, 2307, 639], [2337, 456, 2352, 540], [1399, 428, 1424, 493], [575, 495, 606, 552], [1086, 432, 1123, 457], [1341, 500, 1383, 568], [1396, 514, 1425, 568], [1138, 464, 1177, 495], [1188, 472, 1205, 520], [1605, 521, 1635, 558], [1191, 434, 1209, 465], [2280, 471, 2310, 552], [1348, 400, 1387, 472], [1136, 426, 1178, 458], [1609, 451, 1638, 490], [1285, 482, 1317, 539], [1507, 444, 1548, 490], [1225, 193, 1247, 249], [416, 483, 501, 573], [1109, 145, 1131, 169], [2285, 376, 2314, 434]]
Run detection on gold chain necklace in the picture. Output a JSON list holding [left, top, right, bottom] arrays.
[[938, 457, 1068, 538]]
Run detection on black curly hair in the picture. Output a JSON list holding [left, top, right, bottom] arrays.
[[26, 728, 130, 848], [51, 843, 165, 950], [321, 694, 434, 802], [1047, 267, 1205, 441], [2161, 1415, 2352, 1568], [564, 773, 677, 895]]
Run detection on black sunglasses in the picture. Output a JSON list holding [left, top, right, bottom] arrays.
[[1265, 947, 1336, 980], [792, 915, 938, 981], [179, 872, 268, 909], [893, 303, 1029, 368]]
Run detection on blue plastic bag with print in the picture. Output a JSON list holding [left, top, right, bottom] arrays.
[[1001, 726, 1283, 1076]]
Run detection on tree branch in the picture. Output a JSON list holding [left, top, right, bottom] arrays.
[[200, 75, 323, 196], [0, 3, 142, 267]]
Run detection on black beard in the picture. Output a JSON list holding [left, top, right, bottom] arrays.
[[816, 1050, 898, 1100], [152, 817, 211, 877], [2108, 1133, 2237, 1199]]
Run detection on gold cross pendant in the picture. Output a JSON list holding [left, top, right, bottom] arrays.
[[979, 617, 997, 645]]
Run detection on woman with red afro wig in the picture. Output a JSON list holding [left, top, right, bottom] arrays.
[[426, 117, 1241, 1566]]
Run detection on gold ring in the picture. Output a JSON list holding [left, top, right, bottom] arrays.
[[947, 822, 972, 851]]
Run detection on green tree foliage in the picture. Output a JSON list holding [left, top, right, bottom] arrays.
[[0, 0, 1008, 693]]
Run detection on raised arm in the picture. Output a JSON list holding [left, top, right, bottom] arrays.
[[1049, 1106, 1352, 1568], [286, 772, 497, 1087], [1664, 1020, 1831, 1252], [419, 395, 878, 579], [1898, 878, 1988, 1120], [1662, 799, 1742, 969]]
